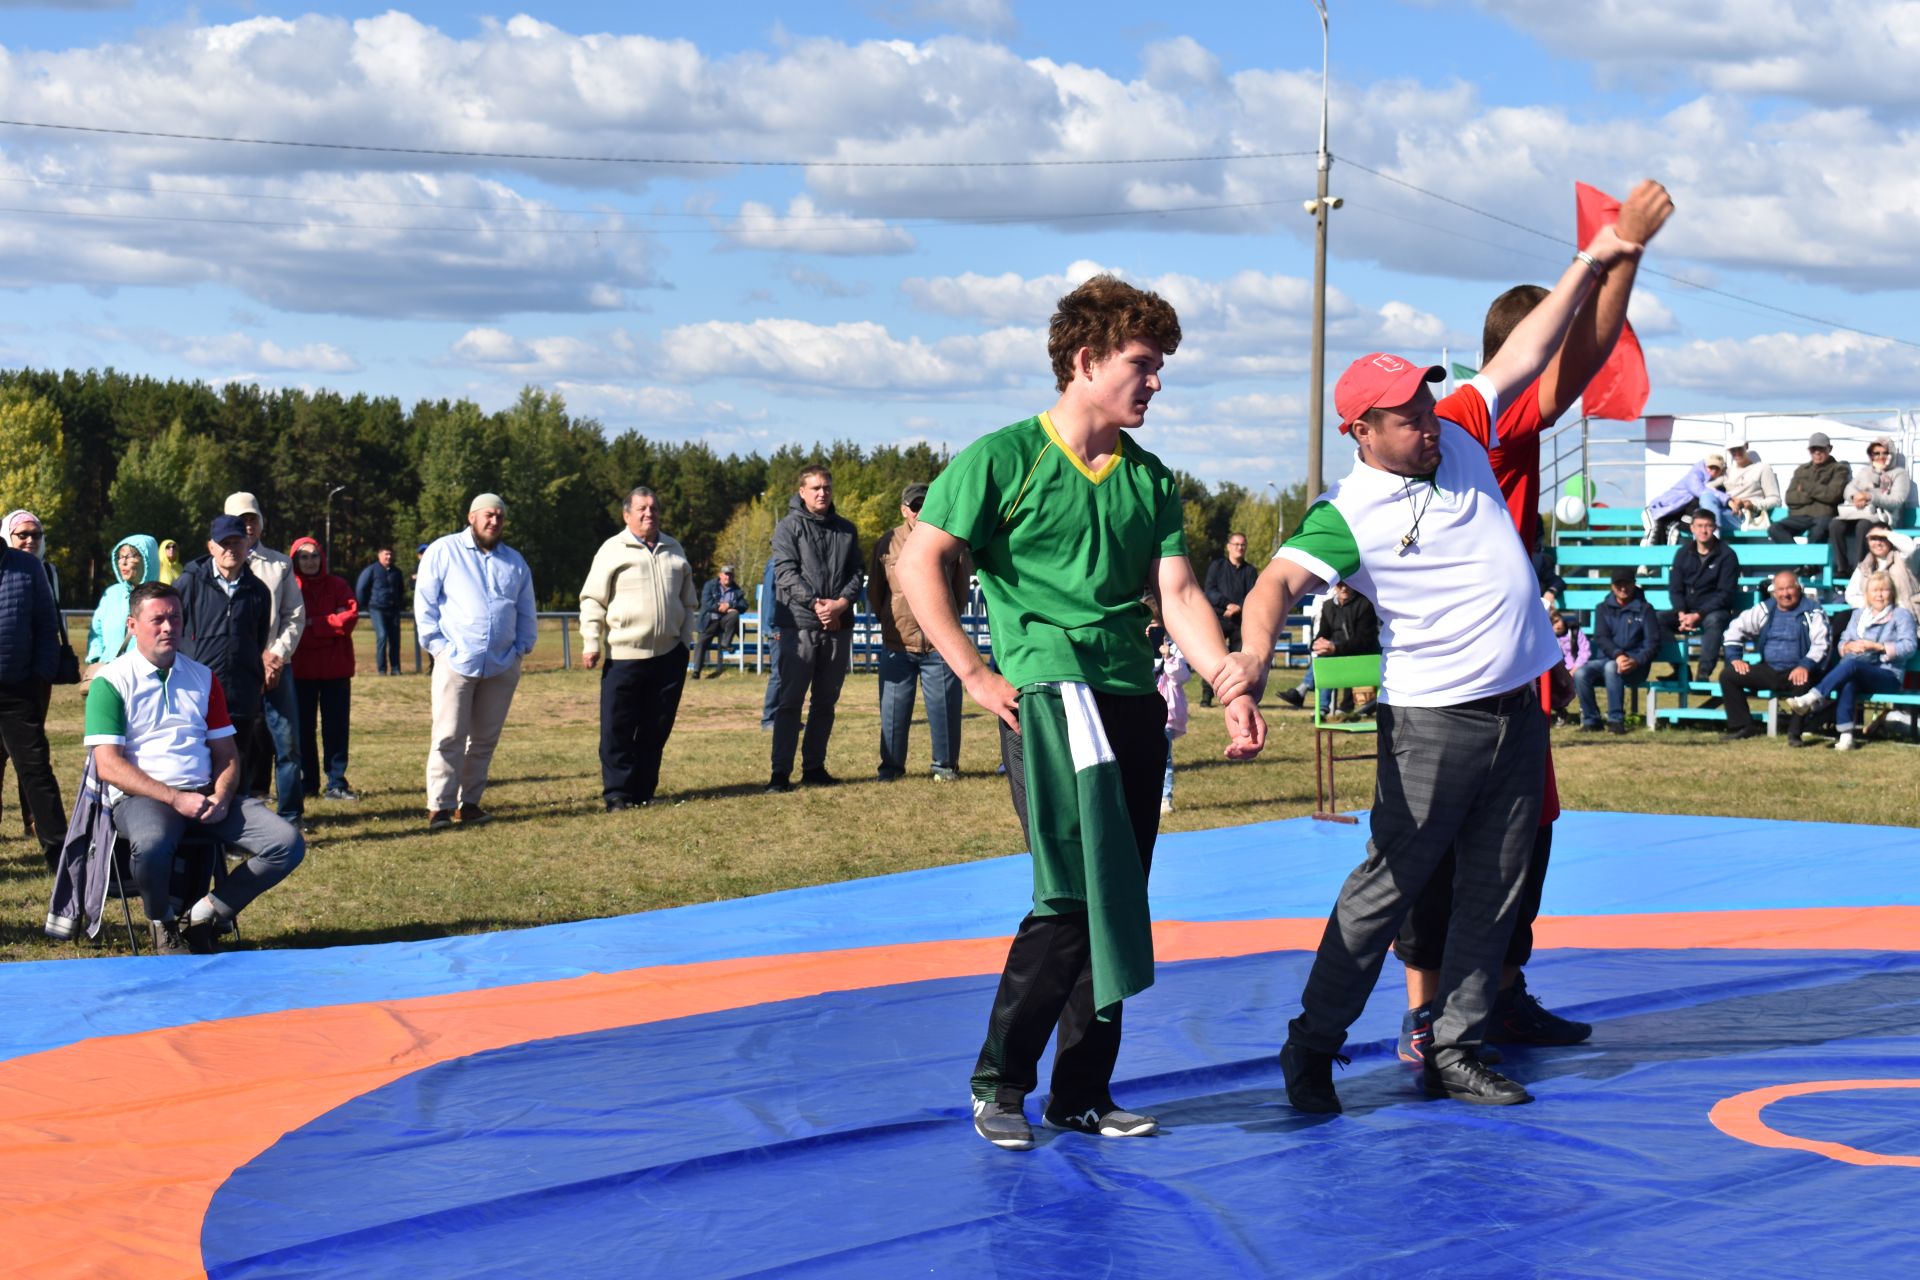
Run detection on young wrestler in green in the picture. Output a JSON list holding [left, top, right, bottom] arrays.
[[897, 275, 1267, 1150]]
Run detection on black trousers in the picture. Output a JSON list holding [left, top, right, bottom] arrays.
[[1395, 823, 1553, 973], [600, 647, 689, 804], [229, 713, 271, 798], [972, 692, 1165, 1110], [1719, 662, 1809, 736], [1656, 609, 1730, 682], [0, 678, 66, 866], [693, 613, 741, 673]]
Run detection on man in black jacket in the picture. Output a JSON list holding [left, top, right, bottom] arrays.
[[0, 529, 64, 871], [355, 546, 408, 676], [1572, 570, 1659, 733], [766, 466, 864, 791], [176, 515, 274, 792], [1768, 432, 1850, 554], [1660, 508, 1741, 681], [1200, 532, 1256, 707], [1310, 582, 1380, 719]]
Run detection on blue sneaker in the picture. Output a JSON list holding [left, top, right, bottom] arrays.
[[1398, 1005, 1433, 1065]]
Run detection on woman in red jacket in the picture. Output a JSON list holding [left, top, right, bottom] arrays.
[[291, 537, 360, 802]]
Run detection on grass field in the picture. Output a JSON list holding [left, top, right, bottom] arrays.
[[3, 619, 1914, 961]]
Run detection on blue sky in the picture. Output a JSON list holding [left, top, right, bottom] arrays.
[[3, 0, 1917, 485]]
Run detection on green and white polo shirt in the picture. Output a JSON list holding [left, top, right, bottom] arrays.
[[83, 650, 235, 802], [1276, 378, 1560, 706]]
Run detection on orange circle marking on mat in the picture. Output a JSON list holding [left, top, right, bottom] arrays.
[[1710, 1079, 1920, 1168]]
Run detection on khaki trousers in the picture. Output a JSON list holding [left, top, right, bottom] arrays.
[[426, 657, 521, 811]]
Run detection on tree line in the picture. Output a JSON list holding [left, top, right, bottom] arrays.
[[1, 367, 1307, 610]]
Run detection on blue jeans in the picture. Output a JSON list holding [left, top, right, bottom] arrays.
[[1572, 658, 1644, 726], [1161, 726, 1175, 801], [877, 647, 961, 776], [370, 609, 402, 674], [761, 632, 785, 730], [261, 672, 303, 820], [1815, 657, 1903, 731]]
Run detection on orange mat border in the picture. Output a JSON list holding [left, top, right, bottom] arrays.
[[2, 905, 1915, 1278]]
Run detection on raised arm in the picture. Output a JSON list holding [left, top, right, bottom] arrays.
[[1481, 183, 1672, 407], [1535, 180, 1673, 422]]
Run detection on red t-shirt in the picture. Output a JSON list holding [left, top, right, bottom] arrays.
[[1432, 378, 1561, 825]]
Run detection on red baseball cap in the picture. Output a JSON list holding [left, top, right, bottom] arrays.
[[1334, 352, 1444, 434]]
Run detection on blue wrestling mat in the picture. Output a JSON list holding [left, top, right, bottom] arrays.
[[2, 810, 1916, 1279]]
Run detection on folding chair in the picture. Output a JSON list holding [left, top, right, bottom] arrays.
[[107, 834, 231, 955], [1310, 653, 1381, 824]]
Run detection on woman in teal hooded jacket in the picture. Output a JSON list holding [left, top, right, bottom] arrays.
[[85, 533, 161, 665]]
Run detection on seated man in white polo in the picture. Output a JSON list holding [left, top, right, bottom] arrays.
[[84, 581, 305, 955]]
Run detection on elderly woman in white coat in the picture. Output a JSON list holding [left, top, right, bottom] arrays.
[[1829, 438, 1911, 579]]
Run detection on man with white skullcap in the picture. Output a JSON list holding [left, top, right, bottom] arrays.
[[414, 492, 537, 832]]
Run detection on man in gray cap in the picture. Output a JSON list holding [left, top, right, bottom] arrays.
[[1767, 432, 1850, 554], [224, 492, 307, 826], [868, 481, 972, 781], [414, 492, 537, 831]]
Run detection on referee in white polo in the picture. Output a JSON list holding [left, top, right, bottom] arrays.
[[1230, 191, 1670, 1111]]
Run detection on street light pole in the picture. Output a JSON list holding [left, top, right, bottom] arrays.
[[325, 486, 349, 566], [1304, 0, 1342, 501]]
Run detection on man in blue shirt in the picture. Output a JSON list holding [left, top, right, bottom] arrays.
[[414, 493, 537, 831]]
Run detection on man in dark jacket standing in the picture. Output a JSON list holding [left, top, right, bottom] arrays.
[[1660, 508, 1740, 682], [1768, 432, 1850, 554], [0, 530, 65, 871], [176, 515, 274, 792], [766, 465, 863, 791], [355, 546, 407, 676], [1199, 532, 1257, 707], [1572, 570, 1659, 733]]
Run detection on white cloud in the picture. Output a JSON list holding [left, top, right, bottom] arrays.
[[1482, 0, 1920, 114], [176, 333, 360, 373], [658, 318, 1039, 393], [724, 196, 915, 255], [1648, 329, 1920, 402], [444, 327, 646, 379], [1627, 290, 1679, 336]]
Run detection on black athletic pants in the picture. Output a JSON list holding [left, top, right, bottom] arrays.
[[971, 693, 1165, 1110]]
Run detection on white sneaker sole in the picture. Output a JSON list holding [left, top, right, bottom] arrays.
[[1042, 1110, 1159, 1138]]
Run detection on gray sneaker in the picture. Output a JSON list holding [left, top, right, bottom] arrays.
[[971, 1095, 1033, 1150], [1043, 1101, 1158, 1138]]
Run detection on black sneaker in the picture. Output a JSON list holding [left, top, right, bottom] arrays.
[[1577, 722, 1605, 733], [971, 1093, 1033, 1150], [1276, 687, 1305, 709], [1787, 734, 1809, 748], [182, 915, 220, 955], [1721, 724, 1763, 741], [1279, 1039, 1349, 1114], [763, 775, 793, 794], [1042, 1099, 1158, 1138], [322, 786, 359, 801], [1423, 1053, 1533, 1105], [1606, 722, 1627, 735], [455, 803, 493, 825], [426, 809, 454, 832], [1487, 975, 1593, 1046], [799, 767, 838, 788]]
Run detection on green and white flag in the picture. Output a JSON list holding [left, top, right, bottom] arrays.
[[1020, 682, 1154, 1020]]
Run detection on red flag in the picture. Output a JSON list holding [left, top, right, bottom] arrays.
[[1574, 181, 1650, 421]]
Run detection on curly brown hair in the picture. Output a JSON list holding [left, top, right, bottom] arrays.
[[1047, 275, 1182, 392]]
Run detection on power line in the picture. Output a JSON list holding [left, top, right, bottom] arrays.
[[0, 117, 1314, 169], [1338, 155, 1920, 351]]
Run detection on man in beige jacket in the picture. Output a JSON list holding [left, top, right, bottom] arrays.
[[579, 486, 699, 810]]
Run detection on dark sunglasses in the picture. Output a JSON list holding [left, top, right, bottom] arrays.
[[907, 499, 924, 512]]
